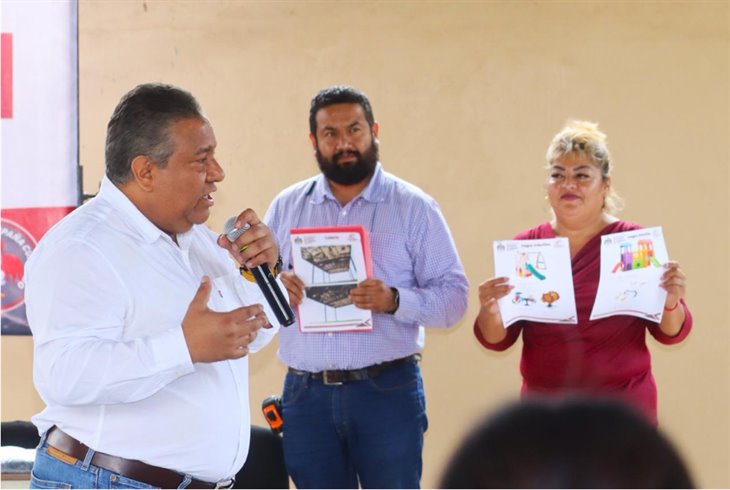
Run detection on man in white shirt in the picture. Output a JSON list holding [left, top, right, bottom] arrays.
[[25, 83, 281, 489]]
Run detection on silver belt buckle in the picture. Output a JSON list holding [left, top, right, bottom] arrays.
[[323, 371, 343, 386], [215, 478, 234, 489]]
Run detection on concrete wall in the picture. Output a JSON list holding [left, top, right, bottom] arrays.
[[3, 1, 728, 487]]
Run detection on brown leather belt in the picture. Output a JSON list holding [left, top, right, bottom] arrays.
[[288, 354, 418, 385], [45, 427, 233, 489]]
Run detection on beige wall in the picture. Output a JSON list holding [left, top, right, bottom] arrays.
[[3, 1, 728, 487]]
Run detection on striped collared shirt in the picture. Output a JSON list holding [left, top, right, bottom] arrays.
[[265, 163, 468, 371]]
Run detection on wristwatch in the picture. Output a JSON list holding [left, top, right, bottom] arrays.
[[387, 287, 400, 315]]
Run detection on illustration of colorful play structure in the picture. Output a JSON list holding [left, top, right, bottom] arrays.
[[515, 252, 546, 280], [612, 239, 662, 273]]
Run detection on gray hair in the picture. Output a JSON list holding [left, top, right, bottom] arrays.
[[105, 83, 205, 184]]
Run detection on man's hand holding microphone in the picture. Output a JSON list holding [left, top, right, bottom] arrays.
[[181, 210, 281, 363]]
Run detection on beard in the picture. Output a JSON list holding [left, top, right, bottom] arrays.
[[316, 139, 379, 186]]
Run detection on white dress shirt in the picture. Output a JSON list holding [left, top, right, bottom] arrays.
[[25, 177, 280, 482]]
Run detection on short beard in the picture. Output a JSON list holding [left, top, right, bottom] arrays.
[[316, 139, 379, 186]]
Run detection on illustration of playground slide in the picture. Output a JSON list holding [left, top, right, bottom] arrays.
[[515, 252, 547, 280]]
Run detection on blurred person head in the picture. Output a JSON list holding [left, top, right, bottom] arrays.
[[440, 397, 693, 489]]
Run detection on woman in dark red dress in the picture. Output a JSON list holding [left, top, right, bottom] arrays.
[[475, 121, 692, 424]]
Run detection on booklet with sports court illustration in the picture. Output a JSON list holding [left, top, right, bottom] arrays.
[[290, 226, 373, 333]]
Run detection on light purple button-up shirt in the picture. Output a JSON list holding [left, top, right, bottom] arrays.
[[265, 163, 468, 371]]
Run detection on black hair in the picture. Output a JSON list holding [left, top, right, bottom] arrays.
[[105, 83, 204, 184], [440, 397, 694, 489], [308, 85, 375, 137]]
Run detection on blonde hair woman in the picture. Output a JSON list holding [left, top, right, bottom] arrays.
[[474, 121, 692, 424]]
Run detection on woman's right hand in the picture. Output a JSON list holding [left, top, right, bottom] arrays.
[[478, 276, 514, 315]]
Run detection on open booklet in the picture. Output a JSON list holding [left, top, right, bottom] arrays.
[[290, 226, 373, 333], [493, 237, 577, 327], [590, 226, 668, 322]]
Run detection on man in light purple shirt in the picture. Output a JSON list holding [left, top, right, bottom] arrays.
[[264, 85, 468, 489]]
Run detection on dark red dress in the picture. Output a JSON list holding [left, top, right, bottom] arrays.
[[474, 221, 692, 424]]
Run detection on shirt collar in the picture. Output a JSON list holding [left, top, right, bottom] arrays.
[[310, 162, 386, 204], [97, 176, 172, 244]]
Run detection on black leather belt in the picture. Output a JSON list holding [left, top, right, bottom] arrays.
[[45, 427, 234, 489], [288, 354, 418, 385]]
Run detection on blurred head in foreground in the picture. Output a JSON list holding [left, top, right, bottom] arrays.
[[440, 397, 693, 489]]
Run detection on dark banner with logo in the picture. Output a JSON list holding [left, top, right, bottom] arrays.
[[2, 208, 76, 334], [1, 1, 79, 335]]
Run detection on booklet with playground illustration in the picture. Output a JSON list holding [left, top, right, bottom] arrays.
[[493, 237, 577, 327], [590, 226, 668, 322], [290, 226, 373, 333]]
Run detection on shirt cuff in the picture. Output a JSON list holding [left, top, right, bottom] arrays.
[[473, 317, 518, 351], [393, 287, 419, 323], [652, 299, 693, 345], [149, 327, 196, 377]]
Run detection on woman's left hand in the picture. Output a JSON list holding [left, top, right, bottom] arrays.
[[661, 260, 686, 309]]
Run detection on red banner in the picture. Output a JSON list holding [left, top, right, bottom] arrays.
[[1, 33, 12, 119]]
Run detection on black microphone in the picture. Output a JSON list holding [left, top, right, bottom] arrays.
[[224, 217, 295, 327]]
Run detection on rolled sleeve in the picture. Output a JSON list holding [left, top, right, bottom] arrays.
[[648, 299, 693, 345], [473, 318, 522, 351]]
